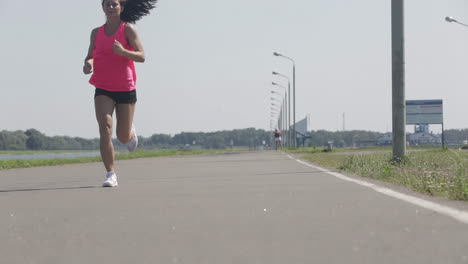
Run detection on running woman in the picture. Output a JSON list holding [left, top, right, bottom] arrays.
[[274, 129, 283, 150], [83, 0, 157, 187]]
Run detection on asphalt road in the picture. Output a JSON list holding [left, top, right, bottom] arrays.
[[1, 151, 468, 264]]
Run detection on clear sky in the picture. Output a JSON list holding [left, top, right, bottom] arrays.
[[2, 0, 468, 138]]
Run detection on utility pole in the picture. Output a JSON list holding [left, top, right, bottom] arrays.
[[391, 0, 406, 161], [342, 113, 345, 131], [292, 64, 296, 148]]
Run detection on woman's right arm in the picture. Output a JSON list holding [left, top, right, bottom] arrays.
[[83, 28, 98, 75]]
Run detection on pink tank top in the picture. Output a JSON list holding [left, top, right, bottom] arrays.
[[89, 22, 137, 91]]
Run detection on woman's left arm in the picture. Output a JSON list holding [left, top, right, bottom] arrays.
[[113, 24, 145, 63]]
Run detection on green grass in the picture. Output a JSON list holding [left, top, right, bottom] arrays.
[[290, 148, 468, 200], [0, 148, 245, 170], [286, 146, 394, 154], [0, 150, 98, 155]]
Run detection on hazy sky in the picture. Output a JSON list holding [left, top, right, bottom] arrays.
[[2, 0, 468, 138]]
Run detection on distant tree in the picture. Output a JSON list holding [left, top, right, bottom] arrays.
[[25, 129, 47, 150], [0, 130, 27, 150], [205, 134, 225, 149], [445, 129, 468, 145]]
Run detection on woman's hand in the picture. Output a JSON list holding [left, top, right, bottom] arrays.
[[83, 61, 93, 74], [113, 40, 126, 56]]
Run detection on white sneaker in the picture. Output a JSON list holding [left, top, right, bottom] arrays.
[[102, 172, 118, 187], [126, 125, 138, 152]]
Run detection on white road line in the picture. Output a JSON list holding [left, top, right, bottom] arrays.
[[294, 158, 468, 225]]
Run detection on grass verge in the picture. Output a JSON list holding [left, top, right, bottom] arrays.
[[288, 148, 468, 201], [0, 150, 99, 155], [0, 148, 244, 170]]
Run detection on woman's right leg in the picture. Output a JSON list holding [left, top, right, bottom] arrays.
[[95, 95, 116, 172]]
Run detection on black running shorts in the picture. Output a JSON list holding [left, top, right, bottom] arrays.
[[94, 88, 137, 104]]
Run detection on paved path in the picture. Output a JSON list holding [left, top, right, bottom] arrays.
[[1, 151, 468, 264]]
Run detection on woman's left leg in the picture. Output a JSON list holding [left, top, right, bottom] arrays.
[[116, 103, 137, 147]]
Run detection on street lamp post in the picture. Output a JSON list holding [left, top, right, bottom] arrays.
[[272, 82, 289, 147], [444, 15, 468, 149], [272, 73, 291, 147], [445, 16, 468, 28], [271, 104, 281, 131], [272, 91, 286, 134], [274, 52, 296, 148], [271, 93, 287, 146], [271, 97, 285, 137]]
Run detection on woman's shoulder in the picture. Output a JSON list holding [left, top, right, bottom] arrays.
[[93, 24, 105, 32], [124, 23, 138, 34], [90, 26, 101, 41], [92, 26, 101, 34]]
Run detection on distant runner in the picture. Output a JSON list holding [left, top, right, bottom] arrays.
[[274, 129, 283, 150]]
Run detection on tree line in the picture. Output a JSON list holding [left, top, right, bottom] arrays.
[[306, 130, 384, 148], [0, 128, 273, 151], [304, 129, 468, 147], [1, 128, 466, 151]]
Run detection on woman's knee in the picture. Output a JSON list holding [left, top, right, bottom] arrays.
[[116, 128, 132, 144], [97, 116, 113, 137]]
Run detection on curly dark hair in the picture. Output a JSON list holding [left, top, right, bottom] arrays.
[[102, 0, 158, 23]]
